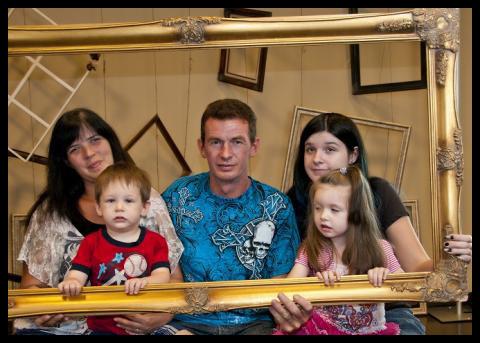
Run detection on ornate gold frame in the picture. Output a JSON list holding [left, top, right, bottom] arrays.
[[8, 8, 466, 317]]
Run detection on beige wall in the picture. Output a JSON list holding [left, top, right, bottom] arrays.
[[8, 8, 471, 290]]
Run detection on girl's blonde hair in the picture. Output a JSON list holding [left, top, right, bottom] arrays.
[[303, 165, 385, 274]]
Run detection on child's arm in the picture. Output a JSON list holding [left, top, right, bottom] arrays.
[[125, 267, 170, 295], [287, 263, 310, 278], [58, 270, 88, 296]]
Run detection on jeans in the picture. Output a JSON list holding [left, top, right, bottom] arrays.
[[385, 307, 425, 335], [14, 329, 59, 335], [153, 319, 274, 335]]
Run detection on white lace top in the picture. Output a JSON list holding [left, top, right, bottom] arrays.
[[14, 188, 183, 334]]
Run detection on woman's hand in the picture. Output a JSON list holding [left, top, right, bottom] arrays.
[[444, 234, 472, 262], [113, 313, 174, 335], [34, 314, 69, 327], [269, 293, 313, 333]]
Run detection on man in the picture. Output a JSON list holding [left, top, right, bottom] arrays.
[[161, 99, 300, 335]]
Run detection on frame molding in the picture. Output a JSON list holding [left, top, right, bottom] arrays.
[[8, 8, 466, 314], [8, 259, 467, 319]]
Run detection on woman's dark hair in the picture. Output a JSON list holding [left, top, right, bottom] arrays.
[[26, 108, 134, 226], [292, 112, 369, 196]]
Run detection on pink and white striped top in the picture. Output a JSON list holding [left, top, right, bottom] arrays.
[[295, 239, 401, 276]]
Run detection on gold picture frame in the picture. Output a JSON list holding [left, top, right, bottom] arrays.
[[402, 200, 428, 315], [9, 214, 28, 289], [281, 106, 411, 193], [8, 8, 466, 316]]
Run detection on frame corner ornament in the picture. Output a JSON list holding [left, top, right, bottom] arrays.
[[412, 8, 460, 52], [161, 16, 222, 44], [412, 8, 459, 86], [424, 257, 469, 302], [391, 257, 468, 303]]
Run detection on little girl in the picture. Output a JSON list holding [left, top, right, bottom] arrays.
[[274, 166, 402, 335]]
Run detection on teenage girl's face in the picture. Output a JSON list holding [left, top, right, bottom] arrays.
[[313, 183, 350, 244], [304, 131, 358, 182], [66, 125, 114, 185]]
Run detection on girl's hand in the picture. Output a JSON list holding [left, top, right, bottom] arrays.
[[367, 267, 389, 287], [316, 271, 339, 286], [444, 234, 472, 263], [58, 279, 82, 296], [125, 277, 148, 295]]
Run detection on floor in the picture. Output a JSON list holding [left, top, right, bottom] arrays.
[[419, 315, 472, 335]]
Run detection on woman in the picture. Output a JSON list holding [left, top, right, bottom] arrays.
[[14, 108, 184, 335], [269, 112, 472, 334]]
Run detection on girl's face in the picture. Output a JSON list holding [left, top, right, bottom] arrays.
[[66, 125, 114, 185], [313, 183, 350, 243], [304, 131, 358, 182]]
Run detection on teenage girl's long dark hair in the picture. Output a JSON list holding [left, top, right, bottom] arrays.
[[25, 108, 133, 226], [292, 112, 369, 197]]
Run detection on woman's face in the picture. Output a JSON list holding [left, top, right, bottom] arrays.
[[304, 131, 358, 182], [66, 125, 114, 185]]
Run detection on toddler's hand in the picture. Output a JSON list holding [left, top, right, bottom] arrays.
[[368, 267, 389, 287], [125, 277, 148, 295], [58, 279, 82, 296]]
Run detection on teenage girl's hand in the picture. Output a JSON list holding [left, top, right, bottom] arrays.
[[444, 234, 472, 263], [367, 267, 389, 287], [316, 271, 340, 286], [125, 277, 148, 295]]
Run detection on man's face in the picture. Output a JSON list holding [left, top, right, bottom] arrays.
[[198, 118, 259, 191]]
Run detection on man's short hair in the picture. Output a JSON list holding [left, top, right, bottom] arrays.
[[200, 99, 257, 143]]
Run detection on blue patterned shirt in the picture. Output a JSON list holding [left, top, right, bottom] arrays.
[[162, 172, 300, 326]]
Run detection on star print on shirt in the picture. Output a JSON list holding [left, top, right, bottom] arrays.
[[112, 252, 124, 264], [97, 263, 107, 279], [104, 268, 127, 286]]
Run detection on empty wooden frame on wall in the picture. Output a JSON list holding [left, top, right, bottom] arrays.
[[349, 8, 427, 95], [123, 114, 191, 177], [8, 8, 467, 317], [218, 8, 271, 92]]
